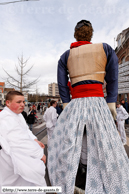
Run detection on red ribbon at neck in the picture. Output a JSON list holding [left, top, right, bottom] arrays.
[[70, 41, 92, 49]]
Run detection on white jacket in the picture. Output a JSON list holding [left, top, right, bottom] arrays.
[[0, 107, 46, 189], [116, 105, 129, 121], [43, 106, 57, 128]]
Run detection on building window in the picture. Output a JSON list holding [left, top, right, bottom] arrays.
[[126, 31, 129, 39]]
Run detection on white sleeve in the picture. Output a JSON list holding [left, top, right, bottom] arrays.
[[120, 107, 129, 120], [27, 127, 37, 140], [1, 120, 43, 160], [43, 111, 47, 121], [52, 109, 57, 127], [23, 116, 37, 140]]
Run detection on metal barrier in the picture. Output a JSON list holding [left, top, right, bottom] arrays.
[[35, 127, 47, 136]]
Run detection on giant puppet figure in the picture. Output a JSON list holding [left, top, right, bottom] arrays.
[[48, 20, 129, 194]]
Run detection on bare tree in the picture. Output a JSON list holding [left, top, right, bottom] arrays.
[[3, 55, 39, 93]]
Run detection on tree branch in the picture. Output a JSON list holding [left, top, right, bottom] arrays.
[[3, 68, 20, 84], [15, 64, 21, 76], [22, 65, 34, 75], [4, 54, 39, 92], [22, 77, 39, 89], [6, 78, 20, 89]]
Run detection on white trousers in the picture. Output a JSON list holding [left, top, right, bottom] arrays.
[[117, 120, 126, 144], [80, 129, 87, 165], [47, 127, 54, 147]]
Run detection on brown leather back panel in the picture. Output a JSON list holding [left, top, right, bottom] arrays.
[[67, 43, 107, 85]]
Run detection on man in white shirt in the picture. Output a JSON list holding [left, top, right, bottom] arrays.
[[116, 101, 129, 145], [43, 100, 57, 146], [0, 91, 46, 192]]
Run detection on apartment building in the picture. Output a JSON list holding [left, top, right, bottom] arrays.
[[48, 83, 59, 96], [115, 27, 129, 103]]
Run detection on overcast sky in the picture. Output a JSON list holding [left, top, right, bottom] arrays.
[[0, 0, 129, 94]]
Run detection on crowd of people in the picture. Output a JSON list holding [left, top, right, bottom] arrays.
[[1, 19, 129, 194], [20, 102, 63, 132]]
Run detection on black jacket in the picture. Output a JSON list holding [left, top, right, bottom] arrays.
[[27, 112, 35, 124], [21, 111, 27, 121]]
